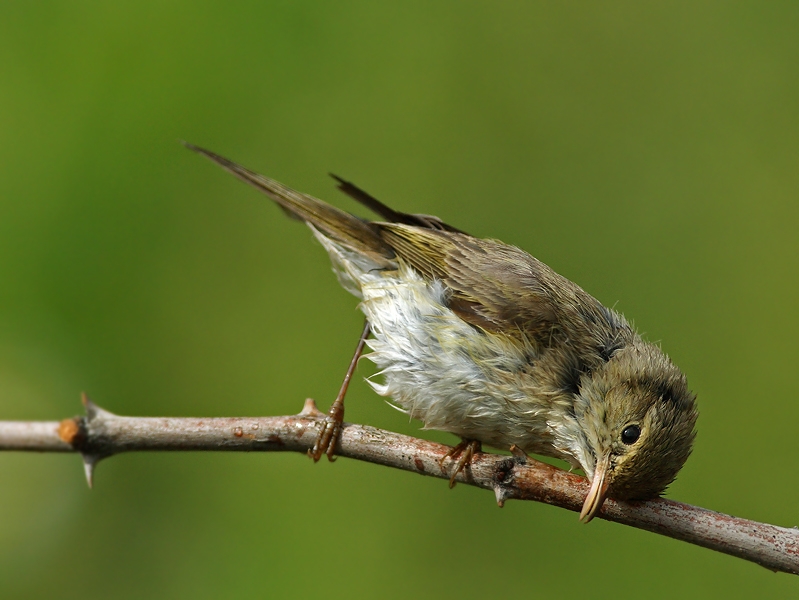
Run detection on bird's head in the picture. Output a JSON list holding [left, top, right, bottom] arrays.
[[568, 342, 697, 522]]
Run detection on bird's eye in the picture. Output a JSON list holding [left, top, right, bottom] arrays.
[[621, 425, 641, 445]]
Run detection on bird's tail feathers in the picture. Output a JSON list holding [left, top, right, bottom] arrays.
[[184, 143, 394, 265]]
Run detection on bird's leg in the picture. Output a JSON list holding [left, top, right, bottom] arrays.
[[439, 439, 482, 488], [308, 320, 371, 462]]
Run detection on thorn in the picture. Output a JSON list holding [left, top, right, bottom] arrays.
[[81, 454, 102, 489], [509, 444, 528, 464], [81, 393, 117, 422], [299, 398, 324, 418], [494, 485, 507, 508]]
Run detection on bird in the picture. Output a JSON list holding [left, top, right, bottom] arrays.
[[186, 143, 698, 522]]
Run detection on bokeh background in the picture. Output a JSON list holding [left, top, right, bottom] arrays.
[[1, 2, 798, 598]]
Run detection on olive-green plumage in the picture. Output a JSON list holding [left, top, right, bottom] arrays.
[[188, 144, 698, 521]]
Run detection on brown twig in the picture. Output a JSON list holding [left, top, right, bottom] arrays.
[[1, 395, 797, 575]]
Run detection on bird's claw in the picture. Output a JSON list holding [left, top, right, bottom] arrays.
[[308, 402, 344, 462], [439, 439, 482, 487]]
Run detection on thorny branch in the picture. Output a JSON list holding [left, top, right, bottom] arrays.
[[1, 394, 797, 575]]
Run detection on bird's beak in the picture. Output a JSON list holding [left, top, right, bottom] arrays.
[[580, 454, 610, 523]]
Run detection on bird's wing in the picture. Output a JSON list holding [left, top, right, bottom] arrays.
[[378, 224, 580, 341]]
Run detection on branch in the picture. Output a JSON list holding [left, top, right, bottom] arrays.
[[1, 396, 797, 575]]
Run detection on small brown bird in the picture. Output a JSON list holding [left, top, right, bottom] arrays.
[[187, 144, 698, 522]]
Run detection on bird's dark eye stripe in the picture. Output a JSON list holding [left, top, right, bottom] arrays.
[[621, 425, 641, 445]]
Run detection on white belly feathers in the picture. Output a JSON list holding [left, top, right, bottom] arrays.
[[312, 225, 559, 453]]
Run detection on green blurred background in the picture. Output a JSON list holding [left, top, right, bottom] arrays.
[[1, 2, 798, 598]]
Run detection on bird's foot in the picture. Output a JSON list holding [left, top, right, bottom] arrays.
[[308, 399, 344, 462], [307, 320, 371, 463], [439, 439, 482, 488]]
